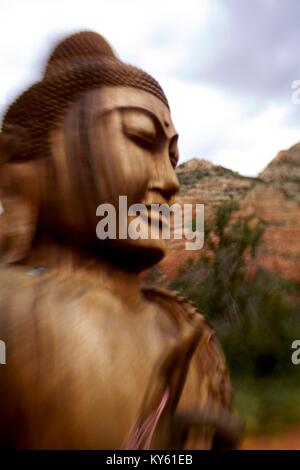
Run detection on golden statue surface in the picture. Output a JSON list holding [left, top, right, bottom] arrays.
[[0, 32, 237, 449]]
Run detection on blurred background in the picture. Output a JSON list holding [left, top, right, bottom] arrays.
[[1, 0, 300, 449]]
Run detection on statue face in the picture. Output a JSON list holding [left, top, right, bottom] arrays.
[[46, 86, 179, 268]]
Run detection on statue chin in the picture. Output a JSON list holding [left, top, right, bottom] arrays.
[[41, 217, 167, 272], [94, 237, 167, 273]]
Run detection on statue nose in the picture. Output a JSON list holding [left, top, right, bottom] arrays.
[[162, 174, 180, 201], [150, 156, 180, 202]]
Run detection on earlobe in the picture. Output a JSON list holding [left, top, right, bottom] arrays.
[[0, 162, 40, 264], [0, 195, 38, 264]]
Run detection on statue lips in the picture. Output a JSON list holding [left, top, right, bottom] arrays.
[[144, 205, 170, 232], [142, 193, 171, 228]]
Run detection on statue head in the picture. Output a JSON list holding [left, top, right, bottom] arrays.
[[0, 31, 179, 270]]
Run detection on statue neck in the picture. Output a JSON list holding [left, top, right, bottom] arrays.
[[19, 234, 144, 310]]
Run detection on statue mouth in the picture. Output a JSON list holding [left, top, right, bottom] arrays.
[[144, 205, 170, 232]]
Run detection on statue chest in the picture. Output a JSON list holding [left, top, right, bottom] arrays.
[[5, 277, 179, 449]]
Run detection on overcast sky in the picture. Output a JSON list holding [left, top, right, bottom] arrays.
[[1, 0, 299, 176]]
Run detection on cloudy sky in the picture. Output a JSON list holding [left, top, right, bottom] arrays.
[[0, 0, 299, 175]]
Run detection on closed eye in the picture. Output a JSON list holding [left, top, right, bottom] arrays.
[[124, 129, 157, 150]]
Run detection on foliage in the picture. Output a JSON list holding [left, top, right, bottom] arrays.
[[167, 199, 300, 433]]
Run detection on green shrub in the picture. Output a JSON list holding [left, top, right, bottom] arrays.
[[168, 200, 300, 432]]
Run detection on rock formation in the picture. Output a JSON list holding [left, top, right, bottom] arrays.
[[160, 143, 300, 282]]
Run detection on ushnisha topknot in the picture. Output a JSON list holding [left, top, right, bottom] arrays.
[[0, 31, 169, 162]]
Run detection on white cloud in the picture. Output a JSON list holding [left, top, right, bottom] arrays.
[[212, 104, 300, 176], [0, 0, 210, 110], [161, 78, 299, 175]]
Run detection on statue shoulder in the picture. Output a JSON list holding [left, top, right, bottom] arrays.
[[142, 285, 205, 323], [0, 265, 40, 333], [0, 265, 45, 373]]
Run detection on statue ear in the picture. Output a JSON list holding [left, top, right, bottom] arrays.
[[0, 161, 40, 264]]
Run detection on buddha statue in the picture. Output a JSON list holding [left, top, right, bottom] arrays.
[[0, 31, 239, 449]]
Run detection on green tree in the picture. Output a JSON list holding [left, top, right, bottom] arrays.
[[169, 200, 300, 378]]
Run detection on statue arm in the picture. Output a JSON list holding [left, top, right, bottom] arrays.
[[178, 324, 243, 449], [141, 286, 241, 449]]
